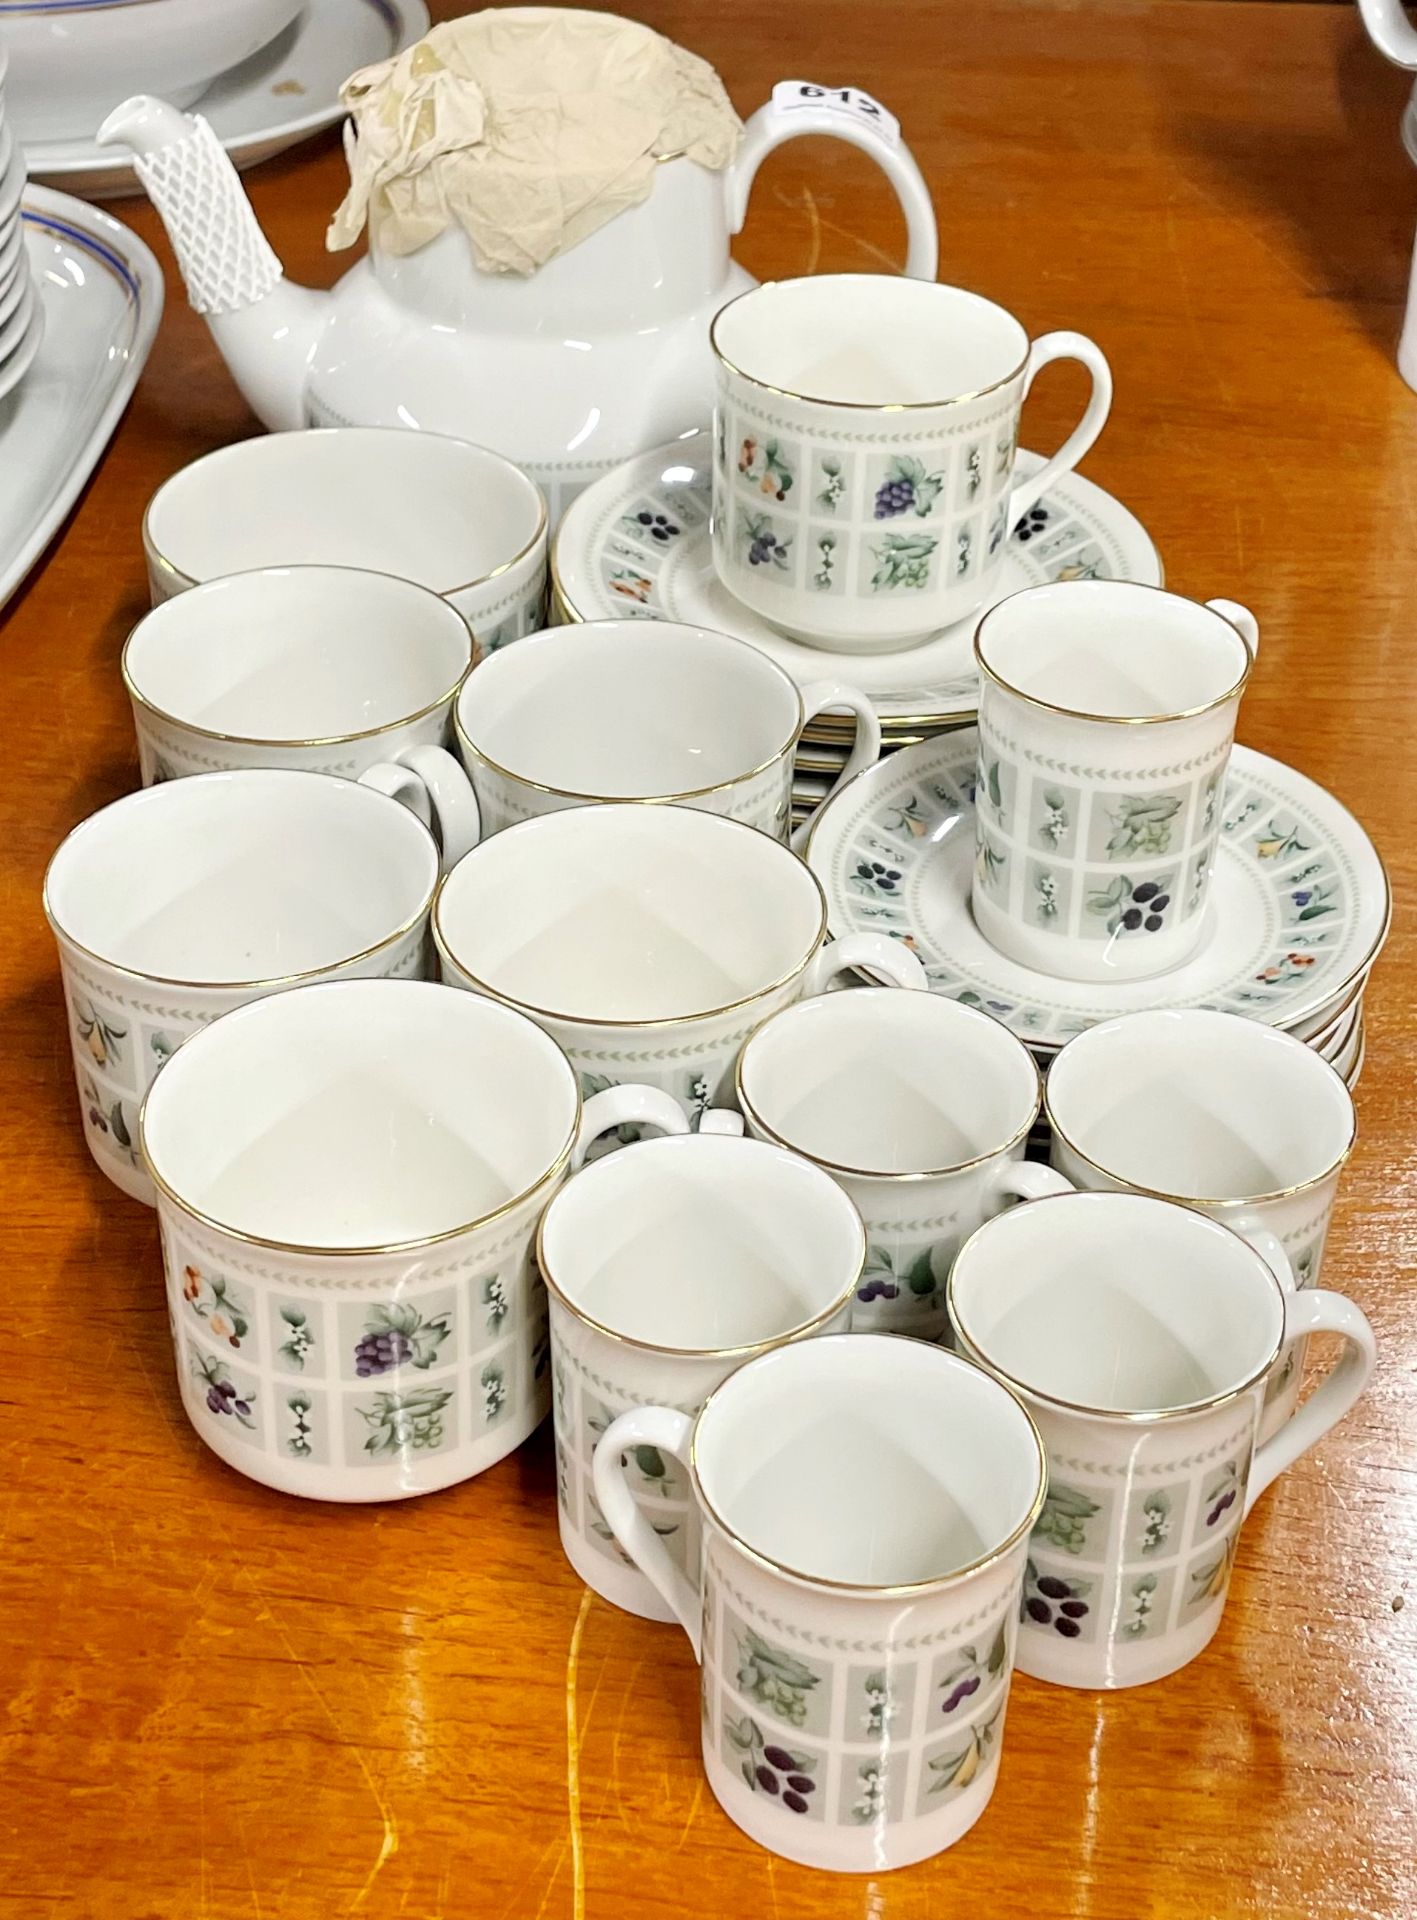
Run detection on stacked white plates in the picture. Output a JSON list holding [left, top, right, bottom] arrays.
[[552, 431, 1165, 785], [803, 728, 1388, 1099], [0, 47, 43, 404]]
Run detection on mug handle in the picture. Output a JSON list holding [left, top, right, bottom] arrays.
[[593, 1406, 702, 1651], [802, 931, 928, 994], [1206, 598, 1260, 664], [1006, 333, 1114, 524], [1244, 1287, 1376, 1516], [789, 680, 883, 855], [981, 1160, 1075, 1211], [726, 87, 938, 279], [573, 1084, 693, 1170], [358, 746, 482, 873]]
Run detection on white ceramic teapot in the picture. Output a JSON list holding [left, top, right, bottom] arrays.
[[1354, 0, 1417, 390], [99, 86, 937, 516]]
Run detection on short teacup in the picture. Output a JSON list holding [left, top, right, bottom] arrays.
[[710, 274, 1112, 651], [539, 1121, 863, 1619], [948, 1191, 1375, 1689], [594, 1334, 1045, 1872], [139, 977, 690, 1500], [44, 769, 439, 1204], [454, 619, 881, 848], [143, 427, 548, 650], [734, 990, 1064, 1340], [433, 804, 926, 1119], [972, 580, 1258, 981], [123, 565, 479, 866], [1044, 1009, 1357, 1440]]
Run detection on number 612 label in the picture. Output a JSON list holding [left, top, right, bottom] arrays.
[[770, 81, 901, 149]]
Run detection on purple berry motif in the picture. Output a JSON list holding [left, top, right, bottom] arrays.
[[633, 509, 680, 544], [728, 1722, 818, 1815], [1022, 1560, 1091, 1635], [1014, 504, 1049, 541], [874, 475, 916, 518], [940, 1674, 983, 1714], [354, 1328, 413, 1377]]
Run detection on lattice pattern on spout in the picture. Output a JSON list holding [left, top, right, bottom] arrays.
[[132, 117, 284, 316]]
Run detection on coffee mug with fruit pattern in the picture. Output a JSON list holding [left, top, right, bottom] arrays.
[[122, 566, 479, 867], [734, 989, 1064, 1341], [433, 802, 926, 1119], [454, 619, 880, 850], [710, 274, 1112, 650], [139, 977, 689, 1501], [948, 1191, 1375, 1688], [44, 768, 440, 1205], [972, 580, 1257, 982], [540, 1120, 862, 1619], [593, 1334, 1045, 1871], [1043, 1008, 1357, 1443]]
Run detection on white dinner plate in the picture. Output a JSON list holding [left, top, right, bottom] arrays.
[[22, 0, 430, 199]]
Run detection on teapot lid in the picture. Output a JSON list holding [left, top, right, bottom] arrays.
[[327, 7, 742, 275]]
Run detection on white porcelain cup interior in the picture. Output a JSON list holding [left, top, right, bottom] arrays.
[[45, 770, 437, 984], [457, 621, 802, 798], [737, 989, 1039, 1173], [1045, 1009, 1355, 1201], [976, 581, 1252, 718], [141, 980, 580, 1249], [693, 1334, 1042, 1587], [435, 804, 824, 1020], [124, 566, 474, 743], [713, 276, 1029, 407], [144, 429, 545, 593], [950, 1192, 1283, 1415], [541, 1134, 862, 1348]]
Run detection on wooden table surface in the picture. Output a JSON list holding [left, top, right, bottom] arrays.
[[3, 1, 1415, 1913]]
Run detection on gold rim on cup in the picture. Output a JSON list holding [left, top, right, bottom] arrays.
[[142, 427, 549, 600], [946, 1193, 1287, 1423], [972, 579, 1256, 727], [686, 1331, 1049, 1595], [122, 563, 476, 750]]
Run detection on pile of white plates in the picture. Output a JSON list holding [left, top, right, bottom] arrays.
[[0, 47, 43, 405], [802, 729, 1387, 1098]]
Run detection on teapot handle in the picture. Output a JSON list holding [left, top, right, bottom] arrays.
[[1355, 0, 1417, 66], [726, 83, 938, 280]]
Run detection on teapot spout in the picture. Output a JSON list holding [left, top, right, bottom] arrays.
[[98, 94, 328, 430]]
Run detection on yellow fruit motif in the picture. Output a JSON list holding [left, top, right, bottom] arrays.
[[86, 1025, 107, 1065], [927, 1707, 1001, 1795]]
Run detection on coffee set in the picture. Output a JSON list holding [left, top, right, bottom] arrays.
[[29, 6, 1392, 1879]]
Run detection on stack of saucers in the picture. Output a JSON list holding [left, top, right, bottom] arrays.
[[0, 47, 43, 406], [551, 434, 1164, 829], [802, 726, 1387, 1107]]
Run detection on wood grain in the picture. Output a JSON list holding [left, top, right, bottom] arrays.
[[1, 2, 1414, 1914]]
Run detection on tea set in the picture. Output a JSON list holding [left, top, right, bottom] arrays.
[[23, 4, 1392, 1879]]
